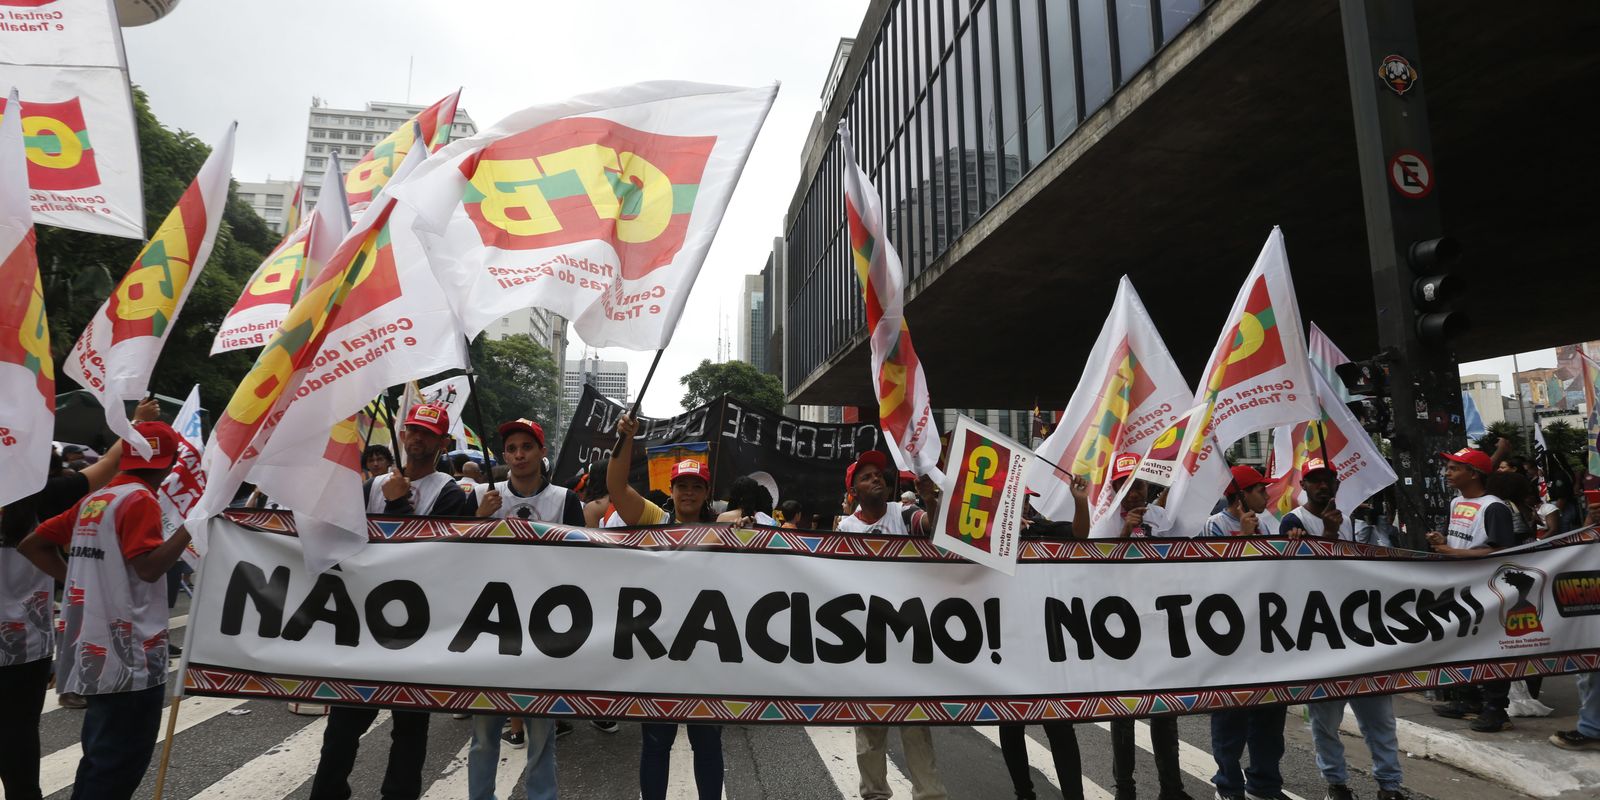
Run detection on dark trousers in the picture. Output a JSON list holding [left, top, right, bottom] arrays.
[[1482, 679, 1510, 711], [71, 684, 165, 800], [998, 722, 1080, 800], [639, 723, 722, 800], [1209, 706, 1287, 796], [309, 706, 431, 800], [0, 658, 52, 800], [1111, 716, 1185, 797]]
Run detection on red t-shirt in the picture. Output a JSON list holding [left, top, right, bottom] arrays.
[[34, 474, 165, 561]]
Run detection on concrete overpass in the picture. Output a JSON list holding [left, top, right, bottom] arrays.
[[783, 0, 1600, 409]]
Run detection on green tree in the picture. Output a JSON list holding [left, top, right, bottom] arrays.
[[41, 87, 280, 408], [419, 333, 563, 449], [1475, 420, 1525, 456], [1542, 420, 1588, 472], [679, 359, 785, 415]]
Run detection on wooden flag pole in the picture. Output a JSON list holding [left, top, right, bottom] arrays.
[[151, 695, 183, 799]]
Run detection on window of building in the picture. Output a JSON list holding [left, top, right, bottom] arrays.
[[368, 132, 380, 142], [1045, 0, 1080, 143], [1160, 0, 1203, 44], [1077, 0, 1114, 111], [976, 0, 999, 209], [310, 128, 327, 139], [366, 118, 377, 127], [327, 130, 343, 140], [308, 157, 326, 168], [327, 116, 343, 125], [264, 196, 282, 208], [309, 144, 324, 154], [237, 193, 254, 203], [1019, 0, 1048, 166], [959, 23, 981, 226], [1117, 0, 1156, 81], [996, 0, 1022, 189]]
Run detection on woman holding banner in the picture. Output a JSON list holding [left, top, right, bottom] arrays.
[[608, 413, 725, 800]]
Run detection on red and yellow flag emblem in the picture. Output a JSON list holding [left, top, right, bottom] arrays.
[[0, 97, 99, 191]]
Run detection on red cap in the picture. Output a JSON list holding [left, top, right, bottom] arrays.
[[121, 421, 179, 471], [1110, 452, 1140, 484], [669, 458, 710, 485], [404, 403, 450, 436], [1227, 464, 1268, 494], [845, 450, 890, 489], [497, 418, 545, 447], [1440, 447, 1493, 474], [1301, 457, 1337, 481]]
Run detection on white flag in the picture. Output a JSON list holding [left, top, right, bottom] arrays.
[[396, 81, 777, 350], [1156, 228, 1317, 534], [420, 375, 472, 445], [65, 123, 236, 458], [0, 0, 145, 238], [172, 383, 204, 449], [931, 415, 1031, 575], [1309, 322, 1362, 404], [1265, 368, 1398, 523], [0, 88, 54, 506], [1025, 277, 1190, 536], [192, 143, 467, 571]]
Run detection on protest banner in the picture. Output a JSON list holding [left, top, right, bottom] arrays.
[[932, 415, 1029, 574], [65, 123, 235, 458], [553, 384, 888, 519], [396, 81, 777, 351], [839, 122, 941, 480], [0, 88, 53, 506], [1028, 277, 1190, 536], [155, 436, 204, 570], [183, 512, 1600, 725], [1158, 228, 1316, 534], [0, 0, 144, 238], [1266, 369, 1397, 524]]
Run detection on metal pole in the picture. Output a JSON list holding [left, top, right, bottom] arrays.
[[1339, 0, 1463, 548]]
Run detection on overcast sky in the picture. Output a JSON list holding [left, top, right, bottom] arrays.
[[121, 0, 864, 416]]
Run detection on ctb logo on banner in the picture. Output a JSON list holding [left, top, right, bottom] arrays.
[[0, 97, 101, 190]]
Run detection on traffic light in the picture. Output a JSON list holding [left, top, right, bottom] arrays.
[[1407, 237, 1467, 346], [1335, 353, 1390, 397]]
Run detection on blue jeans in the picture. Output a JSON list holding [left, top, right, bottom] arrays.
[[1210, 706, 1286, 796], [1307, 696, 1402, 790], [1579, 672, 1600, 739], [639, 723, 722, 800], [468, 716, 557, 800], [72, 685, 165, 800]]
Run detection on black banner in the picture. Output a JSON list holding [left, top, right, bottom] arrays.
[[553, 385, 890, 519]]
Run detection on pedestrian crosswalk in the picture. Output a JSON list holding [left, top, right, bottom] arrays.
[[13, 609, 1433, 800]]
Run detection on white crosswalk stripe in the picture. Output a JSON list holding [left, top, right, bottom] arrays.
[[803, 725, 911, 799], [1093, 719, 1310, 800], [37, 693, 246, 797], [187, 713, 381, 799]]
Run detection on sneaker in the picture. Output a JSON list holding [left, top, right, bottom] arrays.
[[1323, 785, 1356, 800], [167, 642, 182, 657], [452, 712, 469, 720], [501, 728, 526, 749], [555, 720, 574, 738], [1470, 708, 1512, 732], [1430, 700, 1479, 719], [1550, 729, 1600, 751], [591, 719, 619, 733], [1376, 789, 1411, 800], [58, 692, 87, 709]]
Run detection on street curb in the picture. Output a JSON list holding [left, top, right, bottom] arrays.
[[1330, 705, 1600, 797]]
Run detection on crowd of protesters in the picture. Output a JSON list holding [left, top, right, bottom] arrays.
[[4, 400, 1599, 800]]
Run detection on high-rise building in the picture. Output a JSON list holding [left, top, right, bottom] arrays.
[[563, 357, 630, 416], [484, 307, 567, 367], [301, 99, 477, 208], [738, 273, 767, 373], [235, 179, 298, 234], [1459, 373, 1507, 428]]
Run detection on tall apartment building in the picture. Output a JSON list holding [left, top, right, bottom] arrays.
[[236, 179, 298, 235], [485, 307, 567, 367], [563, 357, 630, 415], [738, 273, 767, 374], [301, 99, 477, 208]]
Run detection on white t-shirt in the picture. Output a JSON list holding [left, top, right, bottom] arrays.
[[473, 479, 572, 523], [1446, 494, 1508, 550], [0, 540, 53, 666], [836, 502, 924, 536], [367, 472, 454, 515]]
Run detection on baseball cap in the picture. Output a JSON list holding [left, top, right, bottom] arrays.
[[844, 449, 890, 489], [497, 418, 545, 447], [121, 421, 179, 471], [669, 458, 710, 485], [404, 403, 450, 436], [1110, 452, 1140, 484], [1227, 464, 1268, 494], [1440, 447, 1493, 474], [1301, 457, 1337, 481]]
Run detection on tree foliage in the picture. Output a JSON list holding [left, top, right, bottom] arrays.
[[41, 87, 280, 408], [1542, 420, 1588, 472], [679, 359, 785, 415], [1475, 420, 1525, 455]]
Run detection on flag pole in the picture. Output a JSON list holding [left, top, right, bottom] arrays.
[[385, 390, 404, 472], [626, 349, 666, 420], [462, 336, 495, 468], [151, 696, 183, 799]]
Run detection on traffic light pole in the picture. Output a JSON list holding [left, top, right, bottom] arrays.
[[1339, 0, 1465, 547]]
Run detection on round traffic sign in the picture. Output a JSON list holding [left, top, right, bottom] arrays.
[[1388, 150, 1433, 198]]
